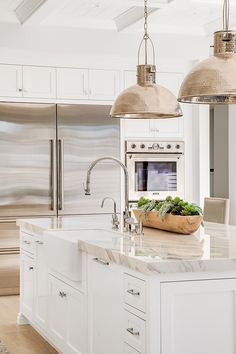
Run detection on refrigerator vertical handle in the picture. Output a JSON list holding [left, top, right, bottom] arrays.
[[50, 140, 55, 211], [58, 139, 64, 211]]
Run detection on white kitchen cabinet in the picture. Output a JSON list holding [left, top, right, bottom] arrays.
[[57, 67, 120, 101], [0, 64, 23, 97], [124, 70, 136, 89], [124, 343, 141, 354], [34, 239, 48, 331], [89, 69, 120, 100], [57, 68, 89, 99], [48, 275, 87, 354], [20, 252, 34, 321], [161, 279, 236, 354], [88, 256, 123, 354], [22, 66, 56, 98]]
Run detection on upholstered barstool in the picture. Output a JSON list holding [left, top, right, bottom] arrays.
[[203, 197, 230, 224]]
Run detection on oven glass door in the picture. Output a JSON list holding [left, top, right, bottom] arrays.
[[127, 154, 184, 200]]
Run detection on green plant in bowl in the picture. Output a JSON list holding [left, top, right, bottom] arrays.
[[137, 196, 203, 221]]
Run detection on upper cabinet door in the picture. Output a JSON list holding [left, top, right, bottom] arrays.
[[57, 68, 89, 100], [89, 69, 120, 101], [0, 64, 23, 97], [157, 72, 183, 96], [23, 66, 56, 98], [124, 70, 136, 89], [152, 72, 184, 138]]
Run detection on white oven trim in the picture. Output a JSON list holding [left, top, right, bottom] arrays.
[[126, 153, 185, 201]]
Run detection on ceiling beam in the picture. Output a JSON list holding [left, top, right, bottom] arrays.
[[128, 0, 173, 8], [15, 0, 66, 25], [114, 6, 158, 32]]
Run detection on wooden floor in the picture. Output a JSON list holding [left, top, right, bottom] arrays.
[[0, 296, 58, 354]]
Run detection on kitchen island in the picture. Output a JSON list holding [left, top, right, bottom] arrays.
[[17, 217, 236, 354]]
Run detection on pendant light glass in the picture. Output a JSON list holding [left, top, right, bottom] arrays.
[[178, 0, 236, 104], [110, 0, 182, 119]]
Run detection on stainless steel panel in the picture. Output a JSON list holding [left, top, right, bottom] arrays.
[[0, 103, 57, 217], [57, 104, 121, 215]]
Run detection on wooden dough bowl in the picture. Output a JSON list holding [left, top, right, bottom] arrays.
[[133, 209, 203, 235]]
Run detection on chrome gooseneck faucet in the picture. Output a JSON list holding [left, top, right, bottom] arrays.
[[84, 157, 131, 232]]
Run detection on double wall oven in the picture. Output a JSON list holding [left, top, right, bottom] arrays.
[[126, 140, 185, 202]]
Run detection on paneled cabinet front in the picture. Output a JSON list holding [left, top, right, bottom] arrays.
[[34, 239, 48, 331], [48, 275, 87, 354], [161, 279, 236, 354], [57, 68, 89, 99], [57, 67, 120, 101], [0, 64, 23, 97], [88, 256, 123, 354], [22, 66, 56, 98], [20, 252, 35, 321]]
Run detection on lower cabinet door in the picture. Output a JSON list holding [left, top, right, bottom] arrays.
[[124, 343, 141, 353], [34, 241, 48, 331], [66, 286, 87, 354], [48, 275, 87, 354], [20, 253, 34, 321], [88, 256, 123, 354], [48, 275, 67, 352], [161, 279, 236, 354]]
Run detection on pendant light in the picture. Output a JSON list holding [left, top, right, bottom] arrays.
[[110, 0, 182, 119], [178, 0, 236, 104]]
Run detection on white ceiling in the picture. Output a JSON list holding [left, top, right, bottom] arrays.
[[1, 0, 236, 36]]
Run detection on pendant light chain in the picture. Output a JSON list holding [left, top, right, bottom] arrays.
[[223, 0, 230, 32], [144, 0, 149, 65]]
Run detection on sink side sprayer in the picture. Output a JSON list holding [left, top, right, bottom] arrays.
[[84, 156, 143, 234]]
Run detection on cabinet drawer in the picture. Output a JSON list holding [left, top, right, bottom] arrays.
[[124, 311, 146, 353], [124, 343, 141, 353], [124, 274, 146, 313], [20, 232, 35, 255]]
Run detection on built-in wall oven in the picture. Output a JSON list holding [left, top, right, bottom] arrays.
[[126, 141, 185, 202]]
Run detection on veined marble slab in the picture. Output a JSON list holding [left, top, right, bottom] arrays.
[[17, 216, 236, 275], [16, 215, 112, 236]]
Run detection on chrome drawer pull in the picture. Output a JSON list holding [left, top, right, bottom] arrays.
[[23, 240, 31, 245], [35, 240, 44, 245], [127, 289, 140, 296], [126, 328, 140, 336], [93, 257, 110, 266]]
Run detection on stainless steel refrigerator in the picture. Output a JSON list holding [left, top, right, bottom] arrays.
[[0, 103, 121, 249]]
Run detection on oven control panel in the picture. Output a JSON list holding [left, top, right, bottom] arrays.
[[126, 141, 184, 153]]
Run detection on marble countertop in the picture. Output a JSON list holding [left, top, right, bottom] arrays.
[[17, 216, 236, 275], [16, 215, 112, 235]]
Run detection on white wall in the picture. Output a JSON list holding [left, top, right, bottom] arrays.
[[229, 106, 236, 224], [0, 24, 209, 68]]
